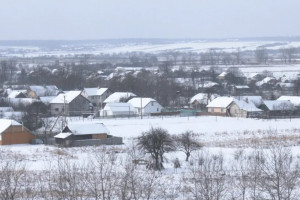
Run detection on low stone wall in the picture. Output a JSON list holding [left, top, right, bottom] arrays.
[[71, 137, 123, 147]]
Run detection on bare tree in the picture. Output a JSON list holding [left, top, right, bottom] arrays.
[[174, 131, 203, 161], [137, 127, 175, 170]]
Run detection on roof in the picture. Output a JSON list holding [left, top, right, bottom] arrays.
[[54, 132, 72, 139], [218, 72, 227, 77], [234, 96, 264, 107], [103, 102, 135, 112], [263, 100, 295, 111], [40, 96, 56, 105], [277, 96, 300, 106], [7, 90, 26, 98], [200, 81, 219, 88], [128, 97, 160, 108], [233, 99, 262, 112], [235, 85, 250, 89], [50, 91, 83, 104], [0, 107, 14, 112], [104, 92, 136, 103], [84, 88, 108, 96], [207, 97, 234, 108], [0, 119, 21, 134], [8, 98, 38, 106], [64, 122, 110, 135], [256, 77, 276, 87], [189, 93, 218, 104], [29, 85, 59, 97]]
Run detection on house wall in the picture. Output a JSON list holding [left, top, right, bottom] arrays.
[[69, 95, 91, 116], [229, 103, 248, 118], [143, 101, 163, 114], [51, 103, 69, 116], [92, 134, 107, 139], [87, 90, 112, 107], [1, 125, 35, 145], [208, 107, 226, 113]]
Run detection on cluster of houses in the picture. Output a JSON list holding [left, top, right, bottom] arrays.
[[0, 85, 164, 118], [190, 93, 300, 118]]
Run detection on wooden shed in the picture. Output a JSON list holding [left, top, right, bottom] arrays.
[[0, 119, 35, 145]]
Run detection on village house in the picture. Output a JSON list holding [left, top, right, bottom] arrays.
[[229, 99, 263, 118], [189, 93, 218, 110], [206, 96, 234, 115], [277, 96, 300, 109], [0, 119, 35, 145], [260, 100, 295, 117], [50, 91, 91, 116], [128, 97, 163, 115], [54, 122, 122, 147], [82, 87, 112, 108], [104, 92, 136, 103], [99, 102, 135, 117], [7, 90, 27, 98]]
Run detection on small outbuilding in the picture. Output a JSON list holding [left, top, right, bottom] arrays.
[[0, 119, 35, 145]]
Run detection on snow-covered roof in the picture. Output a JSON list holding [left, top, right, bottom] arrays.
[[104, 92, 136, 103], [65, 122, 110, 135], [189, 93, 218, 104], [40, 96, 56, 105], [8, 98, 38, 106], [51, 91, 83, 104], [207, 97, 234, 108], [29, 85, 59, 97], [200, 81, 219, 88], [218, 72, 227, 77], [235, 85, 250, 89], [84, 88, 108, 96], [234, 96, 264, 107], [0, 107, 14, 112], [54, 132, 72, 139], [263, 100, 295, 111], [276, 83, 294, 88], [128, 98, 159, 108], [277, 96, 300, 107], [7, 90, 26, 98], [103, 102, 135, 112], [0, 119, 21, 134], [256, 77, 276, 87], [233, 99, 262, 112]]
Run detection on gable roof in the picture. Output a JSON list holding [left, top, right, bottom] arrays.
[[207, 97, 234, 108], [189, 93, 218, 104], [84, 88, 108, 96], [51, 91, 83, 104], [263, 100, 295, 111], [0, 119, 21, 134], [232, 99, 262, 112], [64, 122, 110, 135], [277, 96, 300, 107], [234, 96, 264, 107], [104, 92, 136, 103], [128, 98, 159, 108]]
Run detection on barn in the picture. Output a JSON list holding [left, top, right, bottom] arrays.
[[0, 119, 35, 145]]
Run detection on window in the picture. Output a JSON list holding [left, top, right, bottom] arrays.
[[211, 108, 214, 113], [151, 102, 154, 106], [55, 108, 59, 112]]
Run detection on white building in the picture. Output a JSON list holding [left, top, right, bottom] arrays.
[[82, 88, 111, 108], [127, 97, 163, 115], [100, 102, 135, 117]]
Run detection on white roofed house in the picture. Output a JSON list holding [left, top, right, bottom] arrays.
[[50, 91, 92, 116], [260, 100, 295, 117], [100, 102, 135, 117], [229, 99, 263, 118], [189, 93, 218, 110], [206, 97, 234, 116], [104, 92, 136, 103], [128, 97, 163, 115], [82, 87, 112, 108], [277, 96, 300, 109]]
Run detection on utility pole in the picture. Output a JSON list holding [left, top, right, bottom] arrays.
[[140, 97, 143, 119]]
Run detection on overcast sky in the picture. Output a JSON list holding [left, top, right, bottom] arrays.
[[0, 0, 299, 40]]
